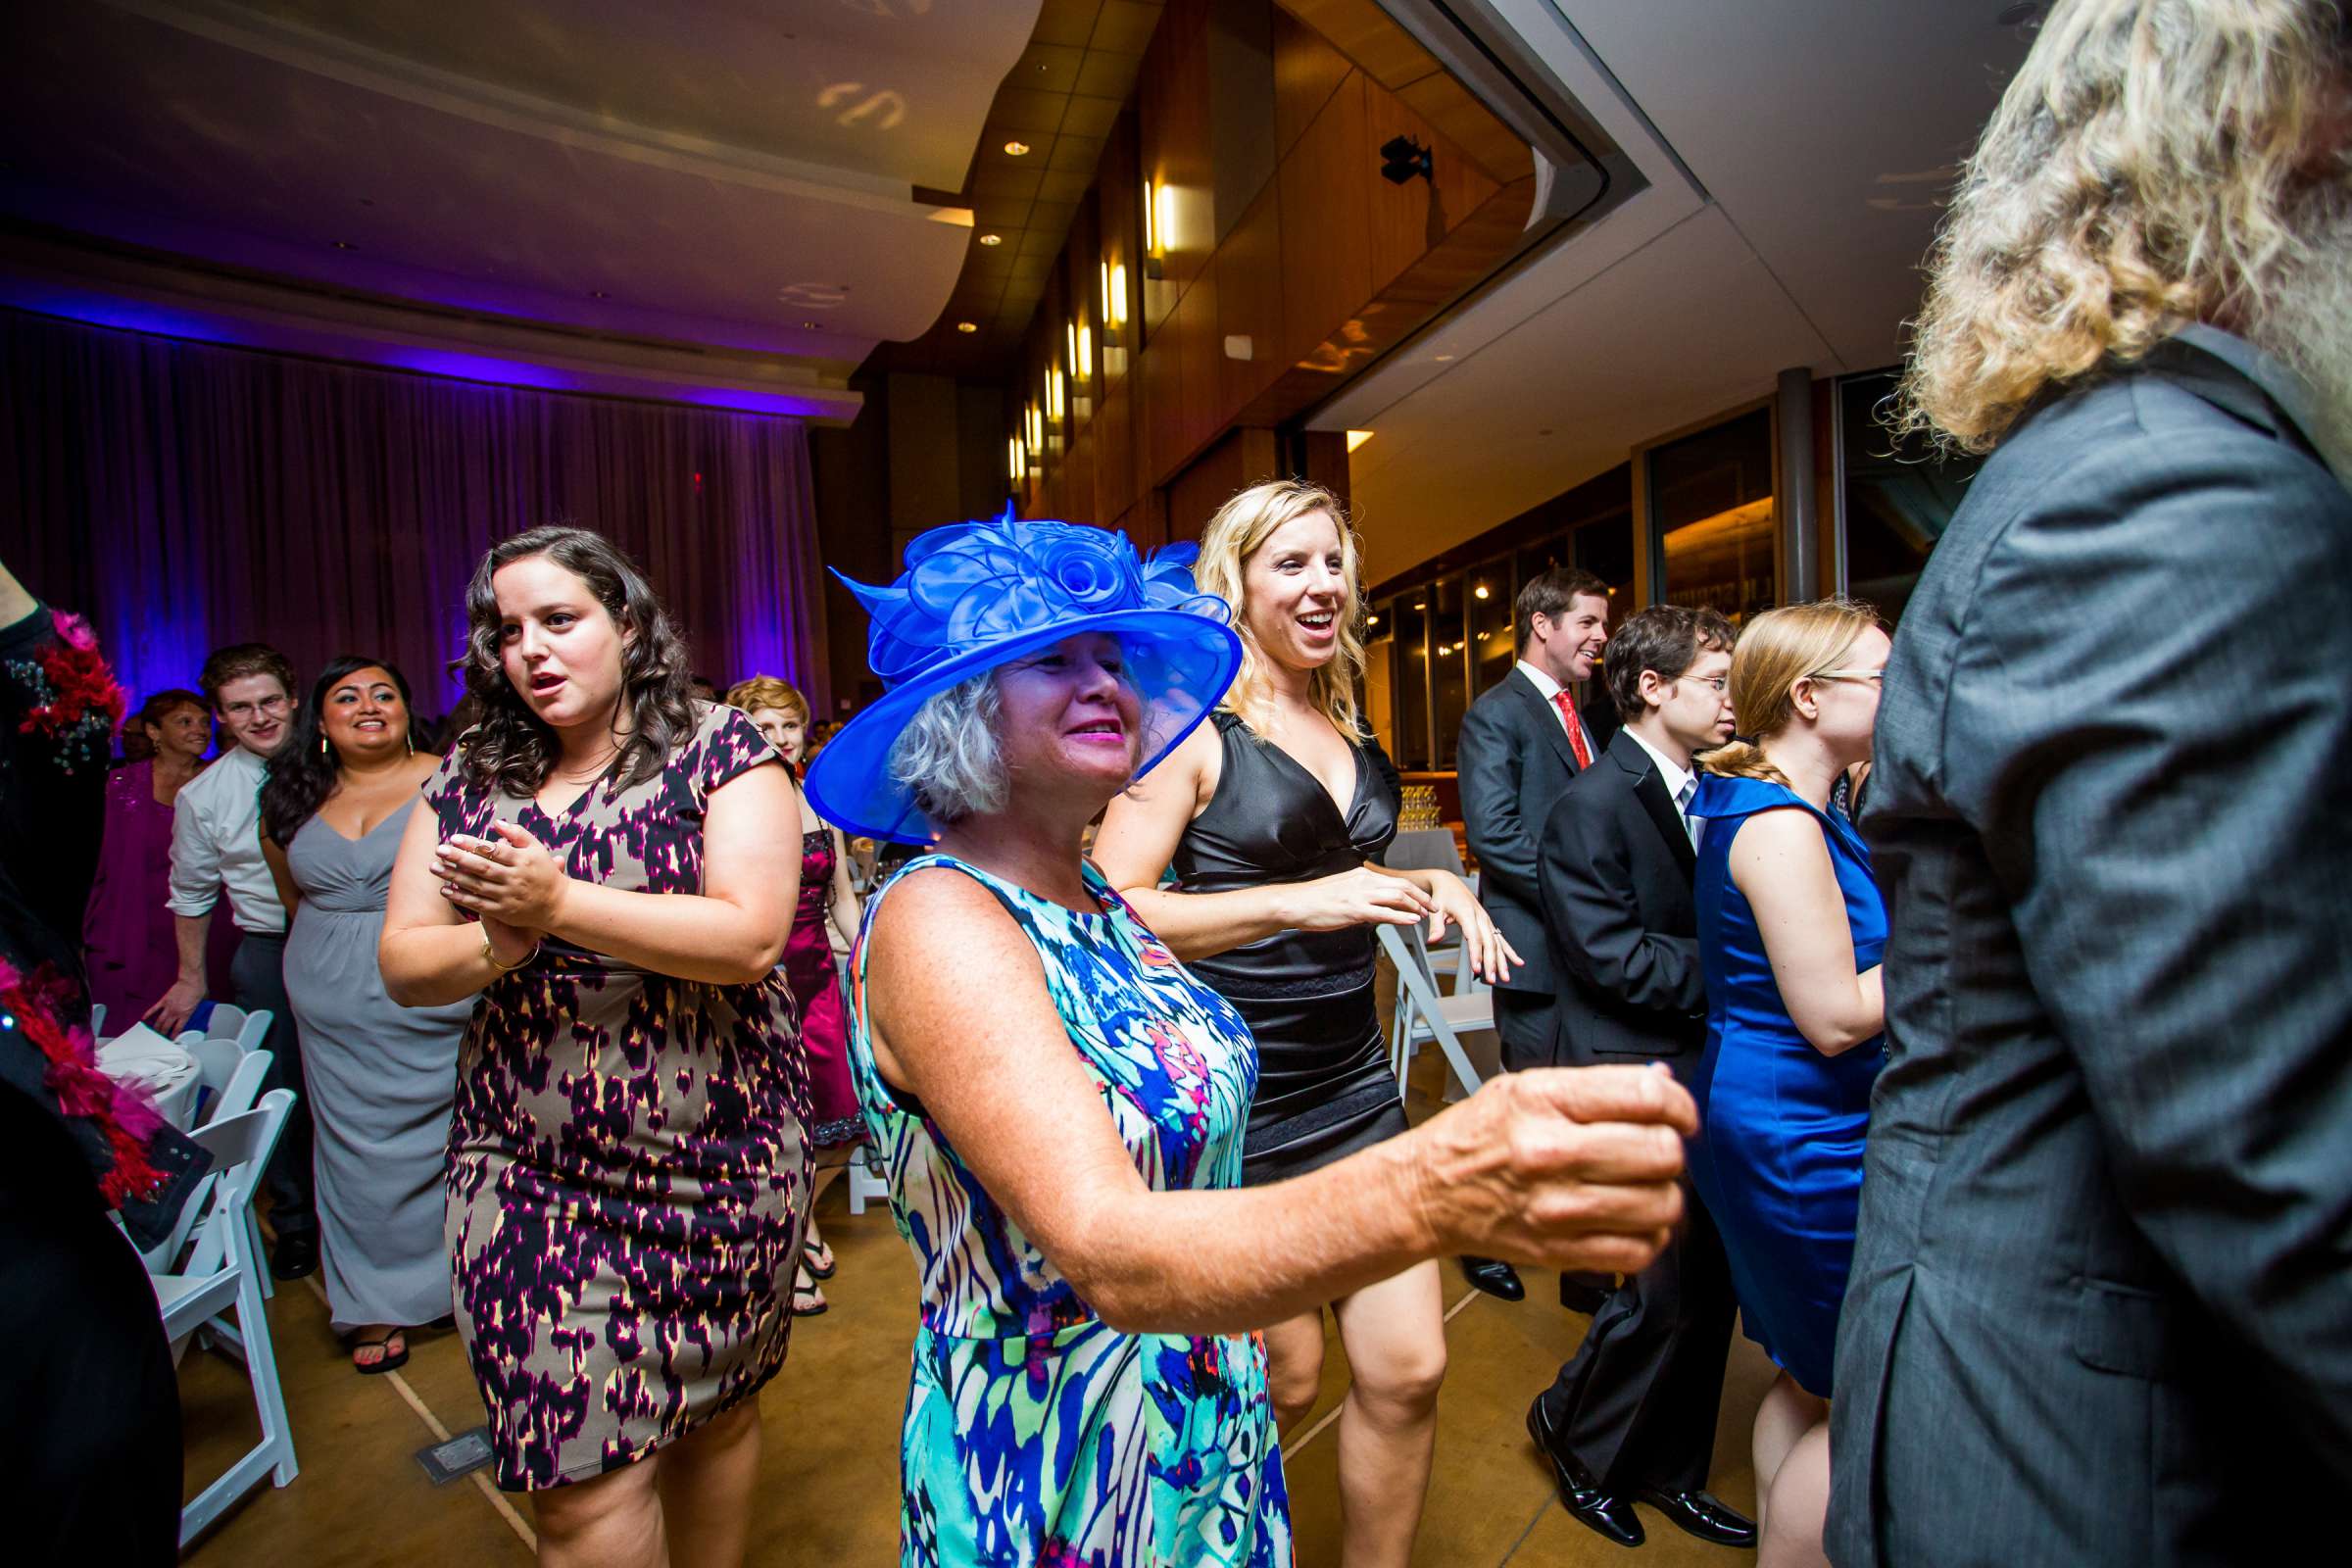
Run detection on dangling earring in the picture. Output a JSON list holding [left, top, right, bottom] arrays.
[[319, 735, 329, 760]]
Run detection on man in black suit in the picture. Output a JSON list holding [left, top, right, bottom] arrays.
[[1522, 605, 1753, 1551], [1455, 567, 1615, 1303], [1830, 5, 2352, 1562]]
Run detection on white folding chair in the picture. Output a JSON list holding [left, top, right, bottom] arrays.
[[208, 1003, 272, 1057], [1376, 921, 1494, 1102], [140, 1049, 272, 1274], [155, 1089, 300, 1546], [190, 1033, 248, 1124], [88, 1002, 107, 1041]]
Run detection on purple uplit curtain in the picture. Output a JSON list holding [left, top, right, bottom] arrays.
[[0, 308, 826, 720]]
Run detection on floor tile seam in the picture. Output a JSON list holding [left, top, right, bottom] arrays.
[[1494, 1492, 1557, 1566], [294, 1273, 538, 1554]]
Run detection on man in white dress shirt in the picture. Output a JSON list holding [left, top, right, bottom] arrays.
[[149, 642, 314, 1275]]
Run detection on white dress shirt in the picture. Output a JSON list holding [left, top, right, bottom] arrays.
[[1621, 725, 1702, 848], [1515, 659, 1598, 760], [167, 745, 286, 934]]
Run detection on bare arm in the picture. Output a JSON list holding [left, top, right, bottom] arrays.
[[1729, 808, 1884, 1055], [430, 760, 801, 985], [1095, 724, 1435, 960], [260, 835, 302, 922], [379, 800, 530, 1007], [867, 868, 1691, 1335], [826, 825, 862, 947]]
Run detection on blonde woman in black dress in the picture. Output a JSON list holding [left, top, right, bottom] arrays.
[[1096, 479, 1518, 1568]]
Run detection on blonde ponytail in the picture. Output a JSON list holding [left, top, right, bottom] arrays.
[[1697, 598, 1882, 783]]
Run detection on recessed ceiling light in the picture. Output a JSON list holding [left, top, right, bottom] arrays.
[[1434, 353, 1454, 362], [802, 319, 819, 329], [332, 240, 357, 250], [978, 233, 1003, 246], [1004, 140, 1031, 157], [956, 320, 978, 333], [588, 290, 610, 300]]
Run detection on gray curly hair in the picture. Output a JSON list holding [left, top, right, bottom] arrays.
[[888, 672, 1009, 825]]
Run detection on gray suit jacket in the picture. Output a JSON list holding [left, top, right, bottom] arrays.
[[1828, 326, 2352, 1565]]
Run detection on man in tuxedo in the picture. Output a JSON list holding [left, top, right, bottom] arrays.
[[1521, 606, 1752, 1550], [1456, 567, 1614, 1303]]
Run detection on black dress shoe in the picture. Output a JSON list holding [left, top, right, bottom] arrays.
[[1526, 1397, 1644, 1547], [270, 1232, 318, 1280], [1459, 1256, 1525, 1301], [1636, 1487, 1757, 1548], [1559, 1272, 1613, 1314]]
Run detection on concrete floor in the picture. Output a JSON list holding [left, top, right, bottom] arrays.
[[180, 1030, 1775, 1567]]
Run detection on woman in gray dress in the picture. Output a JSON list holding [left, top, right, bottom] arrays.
[[262, 655, 466, 1373]]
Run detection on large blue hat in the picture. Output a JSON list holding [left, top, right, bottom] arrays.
[[805, 510, 1243, 844]]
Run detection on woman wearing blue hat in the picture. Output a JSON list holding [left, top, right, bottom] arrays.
[[808, 512, 1697, 1567]]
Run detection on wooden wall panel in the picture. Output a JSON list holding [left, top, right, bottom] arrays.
[[1283, 0, 1442, 90], [1273, 9, 1352, 159], [1167, 426, 1282, 543], [1277, 72, 1375, 371], [1216, 182, 1287, 413], [1172, 264, 1223, 469], [1094, 380, 1138, 525], [1362, 74, 1502, 303], [1098, 112, 1144, 396], [1139, 0, 1214, 330], [1062, 424, 1099, 524]]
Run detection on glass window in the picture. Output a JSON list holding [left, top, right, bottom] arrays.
[[1394, 596, 1430, 771], [1838, 371, 1980, 624], [1362, 599, 1396, 760], [1572, 511, 1636, 631], [1651, 408, 1777, 625], [1469, 561, 1516, 697], [1432, 576, 1470, 768]]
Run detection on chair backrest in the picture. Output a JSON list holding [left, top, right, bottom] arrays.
[[193, 1035, 247, 1099], [204, 1049, 271, 1129], [204, 1003, 249, 1041], [89, 1002, 108, 1041], [233, 1008, 271, 1054], [189, 1090, 295, 1246]]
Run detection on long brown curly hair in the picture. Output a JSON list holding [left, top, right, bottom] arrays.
[[455, 526, 699, 798], [1898, 0, 2352, 454]]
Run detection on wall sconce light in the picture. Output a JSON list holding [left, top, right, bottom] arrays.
[[1144, 177, 1171, 278], [1099, 260, 1129, 330], [1047, 365, 1065, 419], [1026, 403, 1043, 455], [1008, 435, 1026, 482], [1076, 323, 1092, 378]]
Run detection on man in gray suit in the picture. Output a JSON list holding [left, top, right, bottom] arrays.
[[1831, 3, 2352, 1563]]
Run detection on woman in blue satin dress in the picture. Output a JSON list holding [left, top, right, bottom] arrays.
[[1686, 600, 1890, 1568]]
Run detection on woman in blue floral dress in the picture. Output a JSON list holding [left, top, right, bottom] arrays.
[[808, 514, 1702, 1567]]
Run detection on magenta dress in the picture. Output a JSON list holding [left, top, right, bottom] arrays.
[[785, 825, 864, 1152], [80, 759, 181, 1023]]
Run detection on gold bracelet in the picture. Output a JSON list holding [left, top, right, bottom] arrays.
[[481, 926, 540, 972]]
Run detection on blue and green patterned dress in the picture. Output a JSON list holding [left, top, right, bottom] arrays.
[[848, 854, 1292, 1567]]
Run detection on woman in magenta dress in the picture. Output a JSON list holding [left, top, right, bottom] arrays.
[[81, 688, 211, 1024], [728, 676, 865, 1315]]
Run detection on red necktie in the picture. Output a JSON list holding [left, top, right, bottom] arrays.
[[1552, 688, 1593, 769]]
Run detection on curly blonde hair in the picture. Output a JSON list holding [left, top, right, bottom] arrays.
[[1193, 479, 1366, 739], [1899, 0, 2352, 454]]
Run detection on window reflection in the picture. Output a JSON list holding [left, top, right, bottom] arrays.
[[1394, 597, 1430, 771], [1432, 577, 1468, 768], [1838, 371, 1979, 623], [1653, 408, 1777, 624]]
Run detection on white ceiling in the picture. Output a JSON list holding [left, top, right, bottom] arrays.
[[0, 0, 1040, 403], [1318, 0, 2034, 581]]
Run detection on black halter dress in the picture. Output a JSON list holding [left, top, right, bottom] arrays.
[[1170, 711, 1411, 1184]]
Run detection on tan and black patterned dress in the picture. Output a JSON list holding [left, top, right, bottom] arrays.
[[423, 703, 809, 1492]]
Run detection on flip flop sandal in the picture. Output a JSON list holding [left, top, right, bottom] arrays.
[[792, 1284, 829, 1317], [803, 1240, 837, 1281], [352, 1331, 410, 1375]]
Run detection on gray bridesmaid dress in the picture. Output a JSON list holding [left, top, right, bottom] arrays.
[[283, 796, 468, 1333]]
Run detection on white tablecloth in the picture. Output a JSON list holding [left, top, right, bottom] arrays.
[[96, 1022, 201, 1131]]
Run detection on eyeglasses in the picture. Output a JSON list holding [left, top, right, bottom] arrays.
[[1674, 674, 1729, 694], [220, 694, 292, 714], [1812, 668, 1885, 684]]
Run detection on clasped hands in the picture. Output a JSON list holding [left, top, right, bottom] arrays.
[[433, 821, 566, 959], [1417, 1064, 1698, 1277]]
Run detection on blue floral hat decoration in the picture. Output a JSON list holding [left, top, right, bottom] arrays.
[[805, 509, 1243, 844]]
